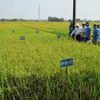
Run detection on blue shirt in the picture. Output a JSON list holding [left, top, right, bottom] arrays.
[[69, 25, 73, 35], [86, 26, 92, 38], [93, 28, 99, 40], [98, 28, 100, 34]]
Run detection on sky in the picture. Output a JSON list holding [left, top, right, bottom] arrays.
[[0, 0, 100, 20]]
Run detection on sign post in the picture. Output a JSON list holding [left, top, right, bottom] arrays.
[[36, 29, 39, 33], [60, 58, 73, 80], [73, 0, 76, 30], [57, 34, 61, 39], [12, 30, 15, 33], [20, 36, 25, 40]]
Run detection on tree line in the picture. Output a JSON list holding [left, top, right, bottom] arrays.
[[48, 16, 64, 22], [0, 18, 96, 22]]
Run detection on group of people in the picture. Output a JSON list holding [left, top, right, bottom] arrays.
[[69, 21, 100, 45]]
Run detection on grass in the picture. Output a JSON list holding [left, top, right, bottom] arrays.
[[0, 22, 100, 100]]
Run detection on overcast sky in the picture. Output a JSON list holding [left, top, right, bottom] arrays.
[[0, 0, 100, 20]]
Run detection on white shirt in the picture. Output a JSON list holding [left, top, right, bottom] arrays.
[[80, 27, 86, 37], [81, 27, 86, 33], [70, 27, 82, 36]]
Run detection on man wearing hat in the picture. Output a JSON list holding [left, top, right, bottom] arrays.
[[69, 21, 73, 36], [85, 22, 92, 41], [97, 24, 100, 34], [97, 25, 100, 45], [70, 23, 82, 41], [80, 23, 86, 41], [92, 24, 100, 45], [97, 24, 100, 29]]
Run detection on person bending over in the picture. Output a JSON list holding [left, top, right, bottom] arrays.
[[70, 23, 82, 42]]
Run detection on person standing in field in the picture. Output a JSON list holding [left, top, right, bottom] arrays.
[[97, 25, 100, 45], [85, 22, 92, 41], [69, 21, 73, 36], [70, 23, 82, 42], [97, 24, 100, 29], [92, 24, 100, 45], [97, 25, 100, 34], [80, 23, 86, 41]]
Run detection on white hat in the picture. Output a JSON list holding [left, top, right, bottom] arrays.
[[75, 23, 80, 27]]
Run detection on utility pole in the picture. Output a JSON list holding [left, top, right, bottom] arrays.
[[38, 4, 40, 22], [73, 0, 76, 30]]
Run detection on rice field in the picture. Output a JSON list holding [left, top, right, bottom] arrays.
[[0, 22, 100, 100]]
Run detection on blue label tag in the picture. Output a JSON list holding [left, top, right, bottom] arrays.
[[60, 58, 73, 68], [20, 36, 25, 40], [57, 34, 61, 38], [36, 29, 39, 33], [12, 30, 15, 33]]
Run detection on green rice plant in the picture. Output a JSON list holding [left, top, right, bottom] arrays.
[[0, 22, 100, 100]]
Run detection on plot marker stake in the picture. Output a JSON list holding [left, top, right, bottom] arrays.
[[60, 58, 73, 80]]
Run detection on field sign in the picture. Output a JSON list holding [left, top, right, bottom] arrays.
[[36, 29, 39, 33], [60, 58, 73, 80], [12, 30, 15, 33], [57, 34, 61, 38], [60, 58, 73, 68], [20, 36, 25, 40]]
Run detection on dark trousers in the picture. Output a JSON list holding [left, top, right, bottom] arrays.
[[76, 34, 81, 42], [80, 37, 86, 42], [72, 34, 75, 39], [85, 38, 90, 42]]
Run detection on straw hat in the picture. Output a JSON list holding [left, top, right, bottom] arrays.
[[75, 23, 80, 27]]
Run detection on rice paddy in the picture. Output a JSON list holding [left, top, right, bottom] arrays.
[[0, 22, 100, 100]]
